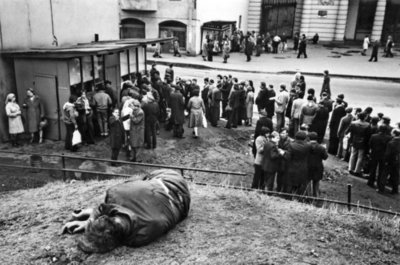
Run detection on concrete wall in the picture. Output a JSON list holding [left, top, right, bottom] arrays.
[[345, 0, 360, 40], [247, 0, 262, 34], [0, 0, 120, 142]]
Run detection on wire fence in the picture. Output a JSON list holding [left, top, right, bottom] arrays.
[[0, 150, 398, 217]]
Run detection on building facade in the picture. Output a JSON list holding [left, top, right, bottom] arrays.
[[119, 0, 248, 55], [247, 0, 400, 43]]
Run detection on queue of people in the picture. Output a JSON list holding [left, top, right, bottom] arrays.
[[250, 70, 400, 196]]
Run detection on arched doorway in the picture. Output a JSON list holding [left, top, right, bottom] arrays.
[[120, 18, 145, 39], [159, 20, 187, 53]]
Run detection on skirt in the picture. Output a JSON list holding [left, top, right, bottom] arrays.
[[188, 108, 203, 128]]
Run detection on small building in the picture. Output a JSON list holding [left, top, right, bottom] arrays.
[[2, 37, 172, 141]]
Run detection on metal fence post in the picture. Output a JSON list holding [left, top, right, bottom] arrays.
[[347, 184, 352, 211], [61, 153, 66, 181]]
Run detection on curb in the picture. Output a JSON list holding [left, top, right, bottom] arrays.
[[147, 59, 400, 83]]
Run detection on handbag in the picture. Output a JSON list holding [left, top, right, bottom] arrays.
[[202, 113, 208, 128], [72, 129, 82, 146]]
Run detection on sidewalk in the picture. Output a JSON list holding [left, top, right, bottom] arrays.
[[148, 43, 400, 81]]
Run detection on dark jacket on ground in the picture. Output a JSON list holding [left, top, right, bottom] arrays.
[[99, 169, 190, 248]]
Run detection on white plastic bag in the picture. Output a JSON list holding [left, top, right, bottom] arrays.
[[202, 113, 208, 128], [72, 129, 82, 146]]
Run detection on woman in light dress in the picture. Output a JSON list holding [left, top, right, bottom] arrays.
[[245, 80, 255, 126], [5, 93, 24, 146]]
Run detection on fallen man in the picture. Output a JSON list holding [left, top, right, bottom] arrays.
[[62, 169, 191, 253]]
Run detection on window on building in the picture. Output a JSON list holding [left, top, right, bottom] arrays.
[[120, 18, 145, 39]]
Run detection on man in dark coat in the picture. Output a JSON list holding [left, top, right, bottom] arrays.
[[284, 131, 311, 195], [62, 169, 190, 253], [297, 34, 308, 59], [310, 102, 330, 143], [368, 40, 379, 62], [328, 96, 347, 154], [346, 112, 371, 176], [336, 107, 353, 158], [201, 78, 210, 120], [142, 95, 160, 149], [308, 132, 328, 197], [109, 109, 130, 166], [368, 125, 392, 188], [220, 76, 232, 119], [284, 131, 311, 194], [168, 87, 185, 138], [380, 128, 400, 194], [320, 70, 331, 99], [164, 64, 174, 84], [262, 132, 283, 191], [265, 84, 276, 119], [244, 33, 254, 62], [255, 82, 269, 112], [208, 80, 222, 127], [225, 84, 241, 129]]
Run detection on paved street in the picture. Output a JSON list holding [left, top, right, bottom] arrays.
[[154, 64, 400, 125]]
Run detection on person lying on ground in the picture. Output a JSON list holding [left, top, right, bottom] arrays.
[[62, 169, 191, 253]]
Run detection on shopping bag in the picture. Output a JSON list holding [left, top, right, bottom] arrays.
[[202, 113, 208, 128], [72, 129, 82, 146]]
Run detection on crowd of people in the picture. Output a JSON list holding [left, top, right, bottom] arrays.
[[250, 70, 400, 196], [4, 61, 400, 196]]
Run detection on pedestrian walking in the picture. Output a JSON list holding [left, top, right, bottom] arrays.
[[222, 36, 231, 63], [368, 40, 379, 62], [297, 34, 308, 58], [244, 32, 254, 62], [384, 35, 394, 58], [361, 35, 370, 56], [173, 39, 181, 57], [320, 70, 331, 99]]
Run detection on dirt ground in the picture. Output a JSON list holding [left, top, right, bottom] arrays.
[[0, 120, 399, 213], [0, 121, 400, 264]]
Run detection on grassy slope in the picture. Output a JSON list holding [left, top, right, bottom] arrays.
[[0, 177, 399, 265]]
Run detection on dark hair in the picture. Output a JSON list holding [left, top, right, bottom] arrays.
[[307, 95, 314, 101], [209, 79, 214, 84], [358, 112, 366, 121], [260, 82, 266, 88], [68, 95, 78, 103], [204, 77, 209, 82], [324, 70, 329, 75], [233, 77, 238, 83], [307, 88, 315, 95], [370, 116, 379, 125], [105, 80, 112, 85], [260, 126, 271, 135], [78, 215, 121, 253], [364, 106, 373, 114], [300, 75, 305, 81], [217, 75, 222, 79], [378, 125, 388, 134], [308, 132, 318, 141], [295, 131, 307, 140], [192, 90, 200, 97]]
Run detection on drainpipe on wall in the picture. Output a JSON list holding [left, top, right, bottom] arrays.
[[49, 0, 58, 46]]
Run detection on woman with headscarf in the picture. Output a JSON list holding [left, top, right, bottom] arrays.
[[5, 93, 24, 146], [22, 88, 44, 143], [129, 99, 145, 162]]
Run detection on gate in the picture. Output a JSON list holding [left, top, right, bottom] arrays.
[[260, 0, 297, 37]]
